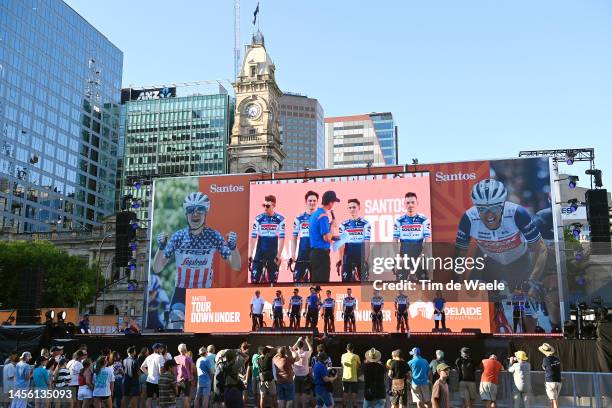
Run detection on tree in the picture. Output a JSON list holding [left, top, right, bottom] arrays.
[[0, 240, 103, 308]]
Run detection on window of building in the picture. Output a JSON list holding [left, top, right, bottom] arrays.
[[250, 66, 256, 77]]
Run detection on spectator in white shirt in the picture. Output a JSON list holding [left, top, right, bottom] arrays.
[[67, 350, 87, 408], [140, 344, 166, 408], [3, 351, 18, 408], [291, 337, 312, 408], [250, 290, 266, 331]]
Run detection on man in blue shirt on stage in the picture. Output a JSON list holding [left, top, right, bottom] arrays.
[[309, 191, 340, 282]]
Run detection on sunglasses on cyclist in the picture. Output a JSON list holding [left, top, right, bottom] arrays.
[[348, 206, 358, 210], [262, 203, 272, 208], [186, 205, 207, 214], [476, 204, 504, 214]]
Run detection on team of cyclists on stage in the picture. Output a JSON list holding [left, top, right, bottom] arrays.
[[248, 286, 423, 334]]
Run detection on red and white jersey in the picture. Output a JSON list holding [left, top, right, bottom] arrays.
[[164, 227, 231, 288]]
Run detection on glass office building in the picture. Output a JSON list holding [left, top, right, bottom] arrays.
[[279, 93, 324, 171], [120, 90, 232, 222], [0, 0, 123, 232], [324, 112, 398, 168]]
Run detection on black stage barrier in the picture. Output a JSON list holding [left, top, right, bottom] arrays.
[[11, 331, 605, 373], [509, 334, 609, 372], [0, 325, 45, 361]]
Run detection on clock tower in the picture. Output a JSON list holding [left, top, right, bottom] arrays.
[[228, 31, 285, 173]]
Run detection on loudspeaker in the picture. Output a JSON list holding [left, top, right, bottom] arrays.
[[461, 328, 482, 334], [16, 266, 43, 325], [115, 211, 137, 267], [585, 189, 611, 254]]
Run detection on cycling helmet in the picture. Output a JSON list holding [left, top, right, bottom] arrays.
[[471, 179, 507, 206], [182, 192, 210, 212]]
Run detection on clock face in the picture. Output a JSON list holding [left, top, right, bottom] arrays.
[[245, 103, 261, 119]]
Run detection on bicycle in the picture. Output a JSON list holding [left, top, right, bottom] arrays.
[[250, 312, 266, 332], [248, 256, 279, 284], [337, 260, 369, 282], [396, 310, 409, 333], [287, 258, 311, 283], [271, 310, 285, 329]]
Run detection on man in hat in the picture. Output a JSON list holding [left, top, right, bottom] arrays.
[[455, 347, 477, 408], [50, 345, 64, 363], [479, 354, 503, 408], [508, 351, 531, 408], [309, 191, 340, 282], [431, 363, 451, 408], [362, 348, 385, 408], [539, 343, 562, 408]]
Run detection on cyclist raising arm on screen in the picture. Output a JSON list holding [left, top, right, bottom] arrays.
[[152, 192, 241, 328]]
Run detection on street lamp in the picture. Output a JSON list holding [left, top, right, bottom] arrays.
[[94, 231, 113, 313]]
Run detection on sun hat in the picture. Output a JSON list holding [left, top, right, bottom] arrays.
[[365, 348, 381, 362], [538, 343, 555, 356], [514, 350, 528, 361]]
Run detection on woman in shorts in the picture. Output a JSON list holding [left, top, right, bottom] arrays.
[[92, 356, 115, 408], [78, 359, 94, 408]]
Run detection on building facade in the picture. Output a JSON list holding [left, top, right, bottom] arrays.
[[228, 31, 285, 173], [0, 214, 148, 317], [119, 88, 232, 222], [279, 93, 324, 171], [0, 0, 123, 232], [324, 113, 398, 168]]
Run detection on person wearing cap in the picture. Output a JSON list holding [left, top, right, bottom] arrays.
[[479, 354, 503, 408], [158, 359, 178, 408], [539, 343, 562, 408], [407, 347, 431, 408], [389, 349, 410, 408], [431, 363, 451, 408], [508, 351, 531, 408], [140, 343, 166, 408], [455, 347, 477, 408], [195, 347, 213, 408], [309, 190, 340, 283], [51, 345, 65, 363], [362, 348, 385, 408], [313, 352, 337, 408]]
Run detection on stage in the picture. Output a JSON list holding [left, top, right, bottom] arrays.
[[1, 324, 608, 373]]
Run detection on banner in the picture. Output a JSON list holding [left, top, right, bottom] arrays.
[[185, 287, 491, 333]]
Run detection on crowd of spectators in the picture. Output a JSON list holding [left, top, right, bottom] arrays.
[[1, 340, 563, 408]]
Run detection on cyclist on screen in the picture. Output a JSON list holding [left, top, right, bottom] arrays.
[[337, 198, 371, 282], [152, 192, 241, 329], [394, 192, 432, 281], [288, 288, 303, 329], [289, 191, 319, 282], [455, 179, 548, 291], [304, 286, 321, 329], [250, 195, 285, 283]]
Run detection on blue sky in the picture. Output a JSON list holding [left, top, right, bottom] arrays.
[[66, 0, 612, 188]]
